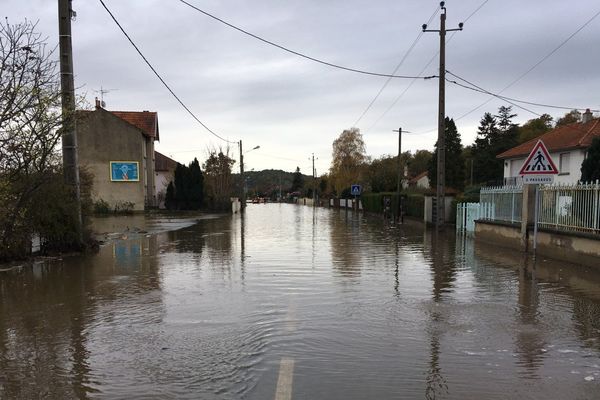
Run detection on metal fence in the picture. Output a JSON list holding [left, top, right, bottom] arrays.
[[479, 185, 523, 223], [538, 181, 600, 234], [456, 202, 481, 234]]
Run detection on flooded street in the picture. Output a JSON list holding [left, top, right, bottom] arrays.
[[1, 204, 600, 399]]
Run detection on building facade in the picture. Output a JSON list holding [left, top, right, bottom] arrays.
[[154, 151, 178, 209], [77, 104, 159, 211], [498, 110, 599, 185]]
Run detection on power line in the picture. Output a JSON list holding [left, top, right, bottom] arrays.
[[453, 7, 600, 122], [366, 0, 490, 132], [98, 0, 236, 144], [446, 70, 600, 114], [352, 6, 439, 127], [176, 0, 435, 80], [445, 73, 540, 116]]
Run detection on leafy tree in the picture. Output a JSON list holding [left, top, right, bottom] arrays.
[[330, 128, 367, 196], [290, 167, 304, 192], [472, 107, 521, 185], [428, 117, 465, 190], [472, 112, 500, 184], [409, 150, 433, 178], [203, 147, 235, 211], [518, 114, 553, 143], [581, 137, 600, 183], [556, 109, 581, 127], [188, 158, 204, 209], [165, 181, 175, 210]]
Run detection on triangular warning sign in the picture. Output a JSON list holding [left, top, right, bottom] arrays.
[[519, 140, 559, 175]]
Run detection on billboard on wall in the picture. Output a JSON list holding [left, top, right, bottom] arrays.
[[110, 161, 139, 182]]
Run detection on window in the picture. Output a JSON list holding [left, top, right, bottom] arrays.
[[559, 152, 570, 175]]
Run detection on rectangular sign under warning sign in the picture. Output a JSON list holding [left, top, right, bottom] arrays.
[[523, 175, 554, 184]]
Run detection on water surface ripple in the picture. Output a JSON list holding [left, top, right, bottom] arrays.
[[1, 204, 599, 399]]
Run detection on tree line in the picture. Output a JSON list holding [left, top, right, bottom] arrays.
[[326, 106, 596, 197]]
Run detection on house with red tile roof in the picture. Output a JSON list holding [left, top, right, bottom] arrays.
[[76, 100, 160, 210], [497, 109, 599, 185]]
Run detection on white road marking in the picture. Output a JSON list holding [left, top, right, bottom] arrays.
[[274, 357, 295, 400]]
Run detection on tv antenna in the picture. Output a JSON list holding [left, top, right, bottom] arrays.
[[93, 86, 118, 107]]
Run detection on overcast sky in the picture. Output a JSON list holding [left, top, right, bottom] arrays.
[[5, 0, 600, 173]]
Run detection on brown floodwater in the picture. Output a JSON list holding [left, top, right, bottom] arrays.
[[1, 204, 599, 399]]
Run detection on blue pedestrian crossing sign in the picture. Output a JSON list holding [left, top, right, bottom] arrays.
[[350, 184, 362, 196]]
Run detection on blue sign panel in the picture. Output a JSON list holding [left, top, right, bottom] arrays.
[[350, 184, 362, 196], [110, 161, 139, 182]]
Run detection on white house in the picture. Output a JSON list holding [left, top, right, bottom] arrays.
[[498, 109, 599, 185]]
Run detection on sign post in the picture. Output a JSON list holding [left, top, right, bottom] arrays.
[[350, 184, 361, 212], [518, 140, 559, 256]]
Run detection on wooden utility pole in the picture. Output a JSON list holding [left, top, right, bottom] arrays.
[[58, 0, 82, 237], [423, 1, 463, 230]]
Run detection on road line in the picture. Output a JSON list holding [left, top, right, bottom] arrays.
[[274, 357, 295, 400]]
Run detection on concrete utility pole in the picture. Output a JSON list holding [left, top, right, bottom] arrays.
[[311, 153, 317, 206], [423, 1, 463, 230], [58, 0, 82, 237], [393, 128, 409, 223], [239, 140, 245, 211]]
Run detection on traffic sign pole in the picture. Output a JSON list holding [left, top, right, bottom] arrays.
[[533, 184, 539, 257]]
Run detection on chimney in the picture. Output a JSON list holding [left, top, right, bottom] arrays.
[[582, 108, 593, 123], [95, 97, 102, 109]]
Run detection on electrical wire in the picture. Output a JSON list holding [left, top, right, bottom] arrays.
[[176, 0, 435, 80], [352, 6, 439, 127], [366, 0, 489, 132], [98, 0, 236, 144], [453, 7, 600, 122], [446, 70, 600, 113]]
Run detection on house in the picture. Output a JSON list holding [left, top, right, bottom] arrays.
[[154, 151, 178, 208], [77, 100, 159, 211], [498, 109, 599, 185], [408, 171, 430, 189]]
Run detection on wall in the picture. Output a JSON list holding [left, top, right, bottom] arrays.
[[474, 219, 600, 269], [155, 170, 174, 209], [530, 229, 600, 268], [77, 109, 147, 211], [474, 220, 522, 250], [424, 196, 454, 224]]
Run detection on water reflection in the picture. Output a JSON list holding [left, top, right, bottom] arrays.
[[1, 207, 600, 399]]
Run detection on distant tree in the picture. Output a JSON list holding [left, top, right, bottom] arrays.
[[518, 114, 553, 143], [290, 167, 304, 192], [428, 117, 465, 190], [556, 109, 581, 127], [330, 128, 367, 196], [471, 107, 521, 185], [409, 150, 433, 177], [581, 137, 600, 183], [165, 181, 175, 210], [203, 147, 235, 211], [472, 112, 500, 184], [173, 163, 190, 209], [188, 158, 204, 209]]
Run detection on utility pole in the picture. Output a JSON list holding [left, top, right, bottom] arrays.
[[239, 140, 245, 211], [423, 1, 463, 230], [311, 153, 317, 207], [58, 0, 82, 239], [393, 128, 409, 223]]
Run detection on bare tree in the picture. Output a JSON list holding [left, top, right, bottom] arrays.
[[0, 19, 66, 259]]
